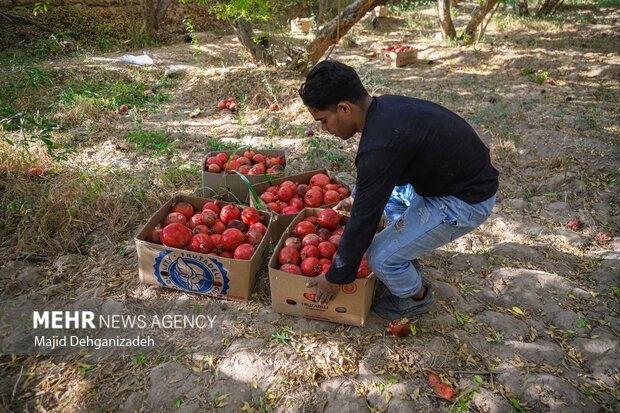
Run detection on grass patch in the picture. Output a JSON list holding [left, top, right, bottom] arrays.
[[57, 72, 170, 119], [126, 129, 176, 157], [472, 101, 524, 145]]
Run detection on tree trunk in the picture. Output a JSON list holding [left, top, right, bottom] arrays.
[[141, 0, 172, 35], [537, 0, 556, 15], [437, 0, 456, 40], [517, 0, 529, 16], [462, 0, 500, 42], [300, 0, 388, 70], [234, 18, 275, 66]]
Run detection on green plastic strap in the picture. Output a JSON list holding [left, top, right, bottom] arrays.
[[230, 170, 262, 211]]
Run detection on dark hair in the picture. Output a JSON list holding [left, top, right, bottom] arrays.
[[298, 60, 369, 110]]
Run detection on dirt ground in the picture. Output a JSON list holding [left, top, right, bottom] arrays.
[[0, 2, 619, 412]]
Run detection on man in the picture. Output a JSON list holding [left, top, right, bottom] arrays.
[[300, 60, 499, 320]]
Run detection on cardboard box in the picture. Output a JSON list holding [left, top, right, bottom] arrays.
[[135, 194, 272, 301], [202, 149, 286, 203], [381, 48, 417, 67], [269, 208, 377, 327], [374, 5, 388, 17], [249, 169, 350, 243], [291, 18, 313, 33]]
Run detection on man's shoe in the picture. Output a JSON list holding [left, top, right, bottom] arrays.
[[372, 285, 436, 320]]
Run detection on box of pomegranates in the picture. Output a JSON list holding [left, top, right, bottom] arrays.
[[268, 208, 378, 327], [135, 194, 271, 301]]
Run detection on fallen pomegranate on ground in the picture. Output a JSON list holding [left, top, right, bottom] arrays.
[[567, 218, 582, 231], [427, 373, 455, 400], [216, 97, 239, 111], [146, 201, 266, 260], [387, 317, 411, 337]]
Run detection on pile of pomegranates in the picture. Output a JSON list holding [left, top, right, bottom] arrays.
[[276, 209, 371, 278], [204, 150, 285, 175], [216, 97, 239, 111], [146, 200, 267, 260], [382, 45, 415, 54], [259, 172, 350, 215]]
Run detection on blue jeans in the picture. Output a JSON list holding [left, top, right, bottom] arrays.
[[367, 185, 495, 298]]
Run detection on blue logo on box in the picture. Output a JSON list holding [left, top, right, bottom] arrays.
[[154, 251, 229, 294]]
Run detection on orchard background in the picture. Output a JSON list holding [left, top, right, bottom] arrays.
[[0, 0, 618, 412]]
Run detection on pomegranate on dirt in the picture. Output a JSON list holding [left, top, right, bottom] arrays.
[[145, 200, 268, 260]]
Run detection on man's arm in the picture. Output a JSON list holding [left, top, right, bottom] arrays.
[[325, 149, 408, 284]]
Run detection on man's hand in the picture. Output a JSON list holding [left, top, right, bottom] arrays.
[[305, 273, 340, 304], [333, 195, 354, 212]]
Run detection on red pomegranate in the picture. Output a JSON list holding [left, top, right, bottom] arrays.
[[210, 221, 227, 234], [284, 237, 302, 250], [206, 156, 222, 168], [309, 173, 331, 188], [305, 216, 318, 225], [161, 223, 192, 249], [164, 212, 187, 226], [244, 150, 255, 161], [294, 221, 316, 239], [245, 230, 264, 247], [337, 187, 350, 198], [221, 228, 245, 252], [318, 241, 336, 259], [192, 225, 210, 235], [281, 206, 300, 215], [253, 153, 265, 164], [202, 201, 220, 215], [220, 250, 234, 259], [323, 190, 341, 205], [172, 201, 194, 220], [241, 207, 261, 226], [289, 197, 304, 211], [189, 233, 213, 254], [210, 234, 223, 252], [248, 222, 267, 235], [280, 263, 302, 274], [357, 255, 371, 278], [220, 204, 241, 224], [304, 189, 323, 207], [266, 185, 278, 195], [268, 202, 282, 213], [310, 174, 331, 188], [216, 152, 228, 164], [260, 192, 276, 204], [300, 245, 320, 260], [189, 210, 217, 229], [301, 257, 321, 277], [278, 247, 300, 266], [301, 233, 321, 248], [234, 243, 255, 260], [320, 262, 331, 274], [277, 186, 294, 202], [318, 209, 340, 230]]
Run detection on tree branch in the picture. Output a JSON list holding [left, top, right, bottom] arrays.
[[0, 11, 55, 33]]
